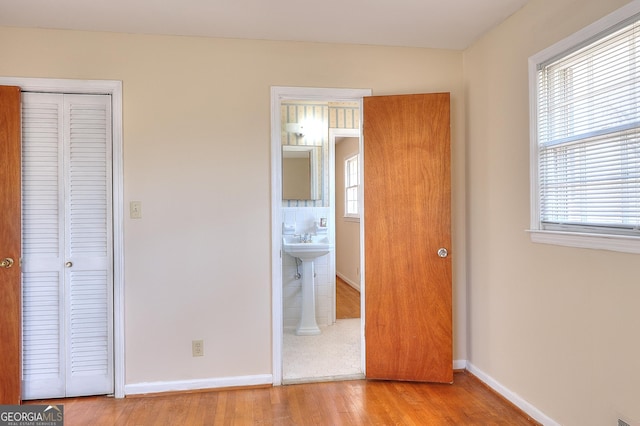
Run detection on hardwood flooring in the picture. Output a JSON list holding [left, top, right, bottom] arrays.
[[26, 372, 538, 425], [336, 277, 360, 319]]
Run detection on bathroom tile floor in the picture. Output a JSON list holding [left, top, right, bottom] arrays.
[[283, 318, 363, 384]]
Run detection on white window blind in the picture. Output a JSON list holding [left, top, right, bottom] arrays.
[[536, 14, 640, 236]]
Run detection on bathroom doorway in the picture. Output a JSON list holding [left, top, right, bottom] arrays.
[[273, 88, 453, 386], [280, 127, 364, 384], [271, 87, 370, 385]]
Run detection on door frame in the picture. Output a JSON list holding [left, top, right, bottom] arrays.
[[271, 86, 370, 385], [328, 127, 361, 324], [0, 77, 125, 398]]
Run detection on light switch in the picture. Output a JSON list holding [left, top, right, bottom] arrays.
[[130, 201, 142, 219]]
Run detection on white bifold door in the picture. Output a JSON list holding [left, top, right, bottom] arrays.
[[21, 92, 114, 399]]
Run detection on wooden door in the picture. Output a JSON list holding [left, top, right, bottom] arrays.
[[364, 93, 452, 383], [0, 85, 22, 404]]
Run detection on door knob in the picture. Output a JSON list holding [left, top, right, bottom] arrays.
[[65, 261, 73, 268], [437, 248, 448, 258], [1, 257, 15, 269]]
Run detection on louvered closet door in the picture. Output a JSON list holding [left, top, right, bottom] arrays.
[[22, 93, 65, 399], [21, 93, 114, 399]]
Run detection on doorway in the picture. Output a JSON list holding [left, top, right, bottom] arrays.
[[272, 87, 453, 386], [271, 87, 371, 385], [0, 77, 125, 399], [281, 125, 363, 383]]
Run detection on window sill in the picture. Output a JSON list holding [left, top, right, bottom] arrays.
[[343, 216, 360, 223], [527, 230, 640, 254]]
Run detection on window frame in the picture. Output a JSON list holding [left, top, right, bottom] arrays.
[[528, 1, 640, 254], [344, 153, 360, 220]]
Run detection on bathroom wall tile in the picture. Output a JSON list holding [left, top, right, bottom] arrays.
[[315, 283, 328, 297], [284, 288, 300, 303], [282, 206, 335, 328]]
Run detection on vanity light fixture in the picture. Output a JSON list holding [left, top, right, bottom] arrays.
[[285, 123, 305, 136]]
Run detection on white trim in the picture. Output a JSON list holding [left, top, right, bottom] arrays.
[[329, 170, 338, 325], [528, 1, 640, 254], [528, 53, 542, 236], [357, 103, 366, 375], [270, 87, 283, 386], [528, 230, 640, 254], [111, 85, 125, 400], [529, 1, 640, 68], [0, 76, 126, 399], [453, 359, 467, 370], [466, 362, 559, 426], [0, 76, 122, 95], [124, 374, 273, 396], [271, 87, 370, 386]]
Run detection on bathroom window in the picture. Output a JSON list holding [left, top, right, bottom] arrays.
[[529, 4, 640, 253], [344, 154, 359, 218]]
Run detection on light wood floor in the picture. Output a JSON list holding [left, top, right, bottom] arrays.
[[26, 282, 537, 424], [26, 372, 538, 425], [336, 276, 360, 319]]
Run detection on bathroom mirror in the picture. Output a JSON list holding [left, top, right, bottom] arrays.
[[282, 145, 321, 200]]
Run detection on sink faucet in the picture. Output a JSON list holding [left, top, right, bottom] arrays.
[[293, 233, 313, 243]]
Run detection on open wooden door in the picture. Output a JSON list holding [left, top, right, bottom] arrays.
[[364, 93, 452, 383], [0, 85, 22, 404]]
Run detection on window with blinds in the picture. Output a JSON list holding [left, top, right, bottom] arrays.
[[345, 154, 359, 218], [530, 4, 640, 251]]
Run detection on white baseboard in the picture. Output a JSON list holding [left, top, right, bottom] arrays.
[[465, 362, 559, 426], [124, 374, 272, 396], [124, 364, 467, 395], [453, 359, 467, 370], [336, 272, 360, 291]]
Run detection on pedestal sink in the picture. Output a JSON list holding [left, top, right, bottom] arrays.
[[283, 235, 333, 335]]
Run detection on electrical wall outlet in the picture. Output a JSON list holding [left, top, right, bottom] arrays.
[[192, 340, 204, 357]]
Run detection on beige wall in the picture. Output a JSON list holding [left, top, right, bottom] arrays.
[[464, 0, 640, 424], [0, 27, 466, 385]]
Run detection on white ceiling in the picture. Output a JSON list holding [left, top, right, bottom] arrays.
[[0, 0, 529, 50]]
